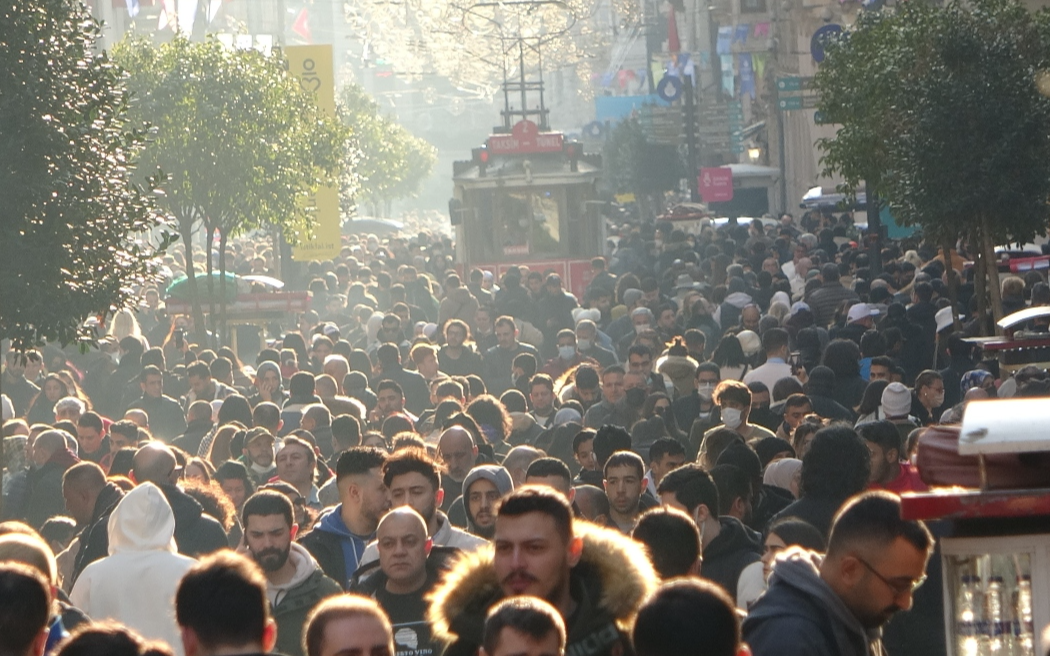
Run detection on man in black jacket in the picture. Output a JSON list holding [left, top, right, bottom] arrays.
[[657, 463, 762, 603], [131, 443, 228, 557], [370, 344, 431, 416], [62, 461, 126, 586], [126, 365, 187, 442]]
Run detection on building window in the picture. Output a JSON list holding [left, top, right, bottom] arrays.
[[741, 0, 767, 13]]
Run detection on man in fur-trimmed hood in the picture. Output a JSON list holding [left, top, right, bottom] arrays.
[[427, 486, 657, 656]]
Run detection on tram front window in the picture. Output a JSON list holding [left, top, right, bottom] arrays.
[[494, 189, 563, 258]]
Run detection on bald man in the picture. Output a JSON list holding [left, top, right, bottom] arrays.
[[122, 409, 150, 430], [131, 443, 228, 557], [436, 427, 478, 512], [349, 508, 440, 656]]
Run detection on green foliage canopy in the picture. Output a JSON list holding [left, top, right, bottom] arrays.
[[815, 0, 1050, 248], [0, 0, 172, 351]]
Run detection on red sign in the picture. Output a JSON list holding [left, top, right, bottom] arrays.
[[699, 167, 734, 203], [487, 120, 564, 155]]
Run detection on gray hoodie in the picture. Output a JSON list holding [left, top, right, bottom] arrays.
[[743, 548, 885, 656]]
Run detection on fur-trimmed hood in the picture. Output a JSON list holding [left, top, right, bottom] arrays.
[[427, 521, 658, 648]]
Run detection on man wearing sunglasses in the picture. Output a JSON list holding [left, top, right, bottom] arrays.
[[743, 492, 932, 656]]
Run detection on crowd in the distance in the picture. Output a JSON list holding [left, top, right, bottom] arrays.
[[2, 211, 1045, 656]]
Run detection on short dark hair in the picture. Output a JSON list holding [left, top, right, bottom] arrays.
[[0, 563, 51, 656], [713, 380, 750, 407], [140, 365, 163, 382], [592, 425, 632, 466], [529, 374, 554, 394], [870, 355, 895, 371], [633, 578, 740, 656], [376, 380, 404, 397], [856, 420, 902, 457], [572, 429, 596, 455], [656, 464, 719, 518], [632, 507, 701, 579], [649, 437, 685, 463], [783, 393, 812, 411], [482, 597, 566, 656], [187, 361, 211, 380], [827, 491, 933, 557], [215, 460, 254, 494], [110, 420, 138, 443], [436, 380, 465, 401], [288, 372, 315, 397], [525, 457, 571, 484], [497, 486, 573, 543], [601, 364, 625, 379], [175, 551, 270, 650], [762, 328, 790, 354], [251, 403, 281, 432], [382, 447, 440, 490], [766, 517, 826, 553], [77, 411, 103, 432], [336, 447, 387, 481], [604, 450, 645, 479], [801, 425, 871, 501], [574, 365, 599, 390], [709, 465, 752, 515], [331, 414, 362, 449], [241, 490, 294, 530], [210, 357, 233, 380]]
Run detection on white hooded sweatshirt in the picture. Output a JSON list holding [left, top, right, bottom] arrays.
[[70, 483, 196, 655]]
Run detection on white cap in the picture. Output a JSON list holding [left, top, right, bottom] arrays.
[[847, 303, 879, 324]]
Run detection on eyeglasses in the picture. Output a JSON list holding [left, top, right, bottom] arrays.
[[856, 556, 926, 596]]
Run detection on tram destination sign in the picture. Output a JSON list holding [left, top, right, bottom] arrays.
[[488, 119, 565, 155]]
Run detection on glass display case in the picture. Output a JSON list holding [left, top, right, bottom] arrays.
[[941, 535, 1050, 656]]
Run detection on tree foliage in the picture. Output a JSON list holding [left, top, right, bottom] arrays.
[[337, 84, 436, 215], [815, 0, 1050, 323], [0, 0, 173, 351], [113, 37, 350, 338], [602, 116, 683, 215]]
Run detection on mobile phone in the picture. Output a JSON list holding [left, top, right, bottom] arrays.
[[789, 351, 801, 369], [174, 329, 184, 349]]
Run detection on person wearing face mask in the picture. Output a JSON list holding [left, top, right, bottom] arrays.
[[674, 363, 722, 444], [909, 370, 945, 426], [574, 320, 617, 369], [615, 307, 656, 360], [701, 380, 775, 446], [541, 330, 598, 380]]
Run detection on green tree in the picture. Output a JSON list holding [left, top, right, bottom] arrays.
[[337, 84, 435, 217], [815, 0, 1050, 329], [602, 116, 682, 218], [0, 0, 173, 351], [113, 37, 350, 341]]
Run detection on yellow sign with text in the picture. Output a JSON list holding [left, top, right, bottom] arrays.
[[287, 45, 341, 262]]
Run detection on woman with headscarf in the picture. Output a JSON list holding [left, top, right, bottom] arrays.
[[939, 369, 995, 423]]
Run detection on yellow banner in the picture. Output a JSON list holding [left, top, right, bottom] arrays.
[[287, 45, 341, 262]]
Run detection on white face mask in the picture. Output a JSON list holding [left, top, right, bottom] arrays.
[[721, 407, 743, 429], [634, 323, 651, 335], [697, 383, 716, 401], [930, 392, 945, 408], [558, 345, 576, 360], [577, 338, 592, 351]]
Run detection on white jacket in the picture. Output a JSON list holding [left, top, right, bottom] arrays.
[[70, 483, 196, 655], [359, 511, 488, 566]]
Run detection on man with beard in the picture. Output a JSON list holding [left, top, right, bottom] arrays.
[[439, 320, 485, 378], [240, 427, 277, 487], [300, 447, 391, 589], [243, 491, 341, 656], [744, 492, 932, 656], [350, 508, 447, 656], [457, 465, 514, 538], [359, 448, 486, 564], [428, 487, 657, 656], [602, 451, 647, 534]]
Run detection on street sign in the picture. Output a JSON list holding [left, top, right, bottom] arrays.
[[776, 76, 815, 92], [699, 167, 733, 202], [487, 119, 564, 155], [811, 24, 843, 63], [777, 95, 820, 111]]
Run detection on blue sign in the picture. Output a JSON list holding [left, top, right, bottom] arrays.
[[810, 24, 842, 63], [657, 74, 683, 102]]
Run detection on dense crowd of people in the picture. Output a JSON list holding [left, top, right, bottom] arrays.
[[1, 211, 1046, 656]]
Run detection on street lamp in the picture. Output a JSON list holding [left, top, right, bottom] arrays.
[[747, 145, 762, 162]]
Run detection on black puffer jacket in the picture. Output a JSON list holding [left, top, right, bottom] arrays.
[[158, 483, 228, 558], [700, 516, 762, 601]]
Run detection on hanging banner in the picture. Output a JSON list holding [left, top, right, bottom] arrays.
[[720, 54, 735, 97], [740, 53, 755, 99], [287, 45, 341, 262], [734, 24, 750, 43], [753, 53, 768, 83], [717, 26, 733, 55]]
